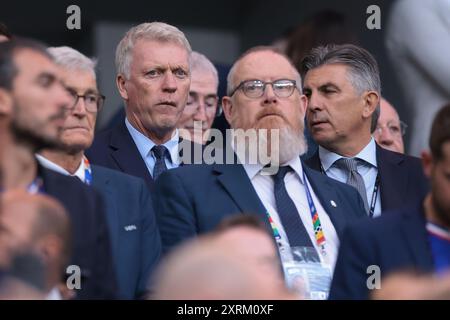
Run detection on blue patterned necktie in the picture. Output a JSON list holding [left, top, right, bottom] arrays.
[[273, 166, 315, 249], [152, 145, 169, 180]]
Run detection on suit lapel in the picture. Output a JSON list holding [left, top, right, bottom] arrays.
[[303, 151, 322, 172], [398, 204, 434, 271], [376, 145, 408, 211], [109, 122, 154, 188], [91, 166, 119, 256], [214, 163, 272, 231], [302, 164, 348, 236]]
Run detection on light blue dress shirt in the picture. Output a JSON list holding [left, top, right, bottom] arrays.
[[318, 138, 381, 217], [125, 118, 180, 178]]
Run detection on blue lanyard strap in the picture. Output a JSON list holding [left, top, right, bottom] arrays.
[[265, 169, 327, 255], [303, 170, 327, 255]]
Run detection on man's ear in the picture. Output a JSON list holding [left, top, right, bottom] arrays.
[[221, 96, 234, 125], [0, 88, 13, 116], [116, 74, 128, 100], [421, 150, 434, 178], [299, 94, 308, 115], [362, 91, 379, 119]]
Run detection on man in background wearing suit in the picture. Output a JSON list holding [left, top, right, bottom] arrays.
[[0, 38, 116, 299], [87, 22, 192, 190], [37, 46, 162, 299], [330, 103, 450, 300], [155, 46, 366, 272], [301, 44, 429, 217], [177, 51, 220, 145]]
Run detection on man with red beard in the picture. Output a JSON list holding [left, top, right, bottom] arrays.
[[154, 47, 366, 275]]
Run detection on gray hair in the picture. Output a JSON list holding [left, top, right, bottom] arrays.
[[226, 46, 302, 96], [300, 44, 381, 132], [47, 46, 97, 79], [115, 22, 192, 79], [191, 51, 219, 90]]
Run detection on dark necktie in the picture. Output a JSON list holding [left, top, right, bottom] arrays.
[[152, 145, 169, 180], [335, 158, 369, 213], [273, 166, 315, 249]]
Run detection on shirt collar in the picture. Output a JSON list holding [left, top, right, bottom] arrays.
[[319, 137, 378, 170], [35, 154, 85, 182], [125, 117, 179, 165], [242, 156, 305, 184], [46, 287, 63, 300]]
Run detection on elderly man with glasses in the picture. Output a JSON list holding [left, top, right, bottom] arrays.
[[373, 98, 407, 154], [36, 46, 162, 300]]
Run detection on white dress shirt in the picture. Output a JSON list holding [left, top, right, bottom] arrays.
[[36, 154, 86, 182], [125, 118, 180, 177], [46, 287, 62, 300], [241, 157, 339, 268], [318, 138, 382, 217]]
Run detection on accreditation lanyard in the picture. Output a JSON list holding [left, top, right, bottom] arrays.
[[83, 156, 93, 186], [27, 177, 44, 194], [302, 170, 327, 256], [0, 177, 44, 194], [368, 174, 380, 217], [266, 170, 327, 257], [320, 163, 380, 218]]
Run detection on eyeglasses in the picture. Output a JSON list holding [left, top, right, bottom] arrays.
[[229, 79, 298, 99], [66, 89, 105, 113], [374, 120, 408, 137]]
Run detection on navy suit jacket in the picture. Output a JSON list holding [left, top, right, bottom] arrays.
[[87, 121, 154, 190], [304, 144, 429, 212], [329, 202, 434, 300], [91, 165, 162, 299], [154, 159, 367, 253], [87, 121, 202, 191], [40, 166, 117, 299]]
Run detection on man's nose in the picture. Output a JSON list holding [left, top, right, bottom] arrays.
[[262, 84, 277, 104], [307, 92, 323, 112], [162, 72, 177, 92], [56, 84, 75, 112], [193, 101, 207, 122], [71, 96, 89, 116]]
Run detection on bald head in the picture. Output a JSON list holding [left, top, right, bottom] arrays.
[[0, 190, 71, 269], [152, 226, 294, 300], [226, 46, 302, 96], [380, 98, 399, 121], [2, 190, 70, 238]]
